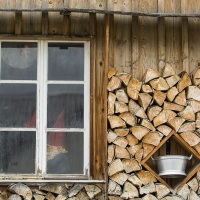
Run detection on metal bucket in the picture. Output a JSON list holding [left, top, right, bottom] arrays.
[[152, 155, 192, 178]]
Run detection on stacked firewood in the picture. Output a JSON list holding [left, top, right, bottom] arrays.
[[107, 65, 200, 199], [0, 183, 103, 199]]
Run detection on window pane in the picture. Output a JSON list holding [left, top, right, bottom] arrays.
[[47, 132, 83, 174], [48, 43, 84, 81], [1, 42, 37, 80], [0, 84, 36, 127], [47, 84, 84, 128], [0, 131, 36, 174]]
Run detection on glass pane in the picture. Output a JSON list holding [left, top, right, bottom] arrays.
[[47, 132, 83, 174], [0, 131, 36, 174], [47, 84, 84, 128], [1, 42, 37, 80], [0, 84, 36, 127], [48, 43, 84, 81]]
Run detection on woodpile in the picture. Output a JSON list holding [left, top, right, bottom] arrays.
[[107, 66, 200, 199], [0, 183, 104, 199]]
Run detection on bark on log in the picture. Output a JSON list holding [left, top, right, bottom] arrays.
[[177, 71, 192, 92], [143, 68, 160, 83]]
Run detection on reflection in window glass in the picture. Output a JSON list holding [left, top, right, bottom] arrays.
[[0, 131, 36, 174], [47, 84, 84, 128], [1, 42, 37, 80], [48, 43, 84, 81], [0, 84, 36, 127], [47, 132, 83, 174]]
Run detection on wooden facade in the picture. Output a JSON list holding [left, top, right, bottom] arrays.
[[0, 0, 200, 198]]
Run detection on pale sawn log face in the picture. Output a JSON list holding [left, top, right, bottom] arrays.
[[107, 65, 200, 199]]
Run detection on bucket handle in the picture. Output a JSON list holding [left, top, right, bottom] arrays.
[[151, 156, 155, 161], [188, 155, 193, 160]]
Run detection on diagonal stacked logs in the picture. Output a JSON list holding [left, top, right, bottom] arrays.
[[107, 65, 200, 199]]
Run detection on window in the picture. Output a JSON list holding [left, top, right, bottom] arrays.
[[0, 40, 90, 178]]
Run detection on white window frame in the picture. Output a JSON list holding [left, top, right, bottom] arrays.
[[0, 39, 90, 180]]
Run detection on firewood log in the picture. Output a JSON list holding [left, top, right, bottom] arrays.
[[179, 105, 195, 121], [162, 63, 176, 78], [137, 170, 157, 185], [153, 90, 167, 106], [119, 112, 136, 126], [128, 174, 143, 187], [135, 148, 144, 162], [116, 89, 129, 103], [141, 119, 155, 131], [110, 172, 129, 185], [142, 84, 153, 93], [187, 177, 198, 192], [177, 71, 192, 92], [120, 182, 139, 198], [164, 101, 184, 112], [138, 93, 153, 111], [187, 86, 200, 101], [167, 117, 185, 132], [115, 101, 129, 113], [127, 143, 142, 157], [153, 110, 177, 127], [108, 159, 124, 176], [108, 115, 126, 129], [127, 78, 142, 100], [8, 194, 23, 200], [142, 132, 163, 146], [196, 112, 200, 129], [108, 145, 115, 163], [108, 67, 118, 79], [126, 134, 139, 146], [129, 99, 147, 119], [122, 159, 141, 173], [150, 77, 169, 91], [180, 132, 200, 146], [140, 182, 156, 195], [130, 126, 150, 140], [107, 76, 122, 92], [84, 185, 101, 199], [143, 68, 160, 83], [155, 184, 170, 199], [167, 86, 179, 102], [178, 122, 196, 133], [114, 128, 129, 137], [174, 90, 187, 106], [156, 125, 172, 136], [165, 75, 180, 88], [115, 145, 130, 159], [76, 192, 89, 200], [143, 143, 155, 158], [108, 180, 122, 196], [177, 184, 190, 200], [147, 106, 162, 121], [189, 190, 200, 200], [191, 67, 200, 86], [33, 194, 45, 200], [108, 196, 123, 200], [107, 130, 118, 143], [188, 100, 200, 113], [117, 73, 131, 86], [142, 194, 158, 200], [113, 137, 128, 148], [108, 92, 116, 115]]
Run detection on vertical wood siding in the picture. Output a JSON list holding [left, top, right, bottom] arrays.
[[1, 0, 200, 180]]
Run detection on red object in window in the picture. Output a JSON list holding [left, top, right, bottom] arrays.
[[48, 109, 65, 146], [24, 111, 36, 128]]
